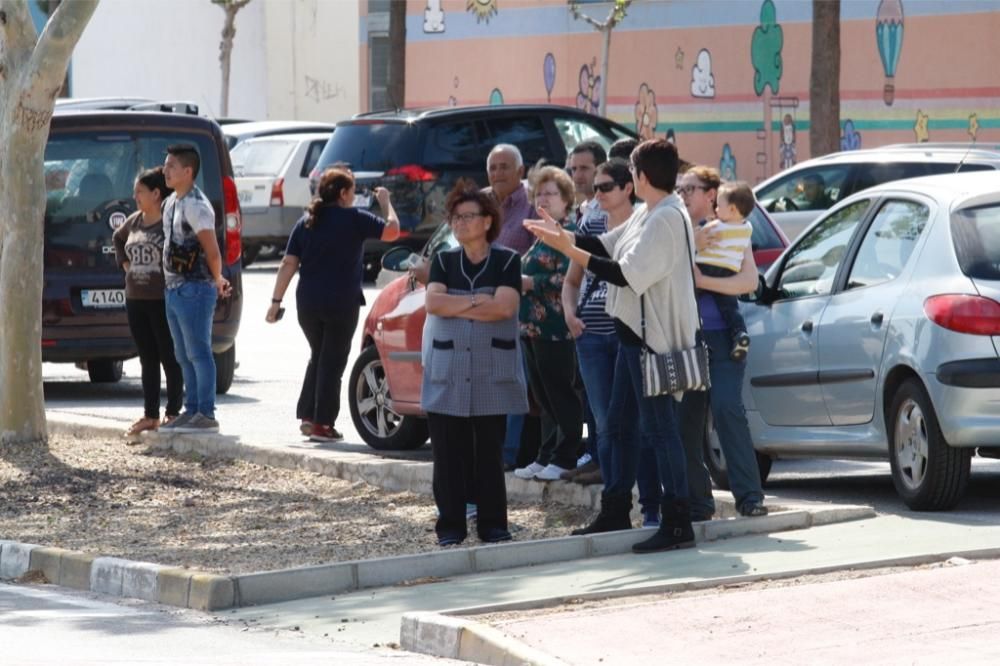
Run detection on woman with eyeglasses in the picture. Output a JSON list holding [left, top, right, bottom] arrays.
[[422, 180, 528, 547], [525, 139, 700, 554], [677, 165, 768, 519], [511, 166, 584, 484]]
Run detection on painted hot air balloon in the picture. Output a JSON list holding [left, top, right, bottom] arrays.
[[876, 0, 904, 106]]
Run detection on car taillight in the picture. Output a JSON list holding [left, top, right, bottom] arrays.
[[385, 164, 437, 182], [223, 176, 242, 265], [270, 178, 284, 207], [924, 294, 1000, 336]]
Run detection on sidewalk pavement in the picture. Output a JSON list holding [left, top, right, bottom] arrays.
[[42, 411, 1000, 664]]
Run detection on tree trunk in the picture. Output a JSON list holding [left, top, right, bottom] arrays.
[[0, 0, 99, 446], [219, 6, 237, 117], [387, 0, 406, 109], [810, 0, 841, 157], [599, 25, 611, 117]]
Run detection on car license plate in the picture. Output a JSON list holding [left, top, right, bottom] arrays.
[[81, 289, 125, 309], [353, 193, 372, 208]]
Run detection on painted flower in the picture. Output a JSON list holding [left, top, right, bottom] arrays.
[[634, 83, 658, 140], [576, 62, 601, 115]]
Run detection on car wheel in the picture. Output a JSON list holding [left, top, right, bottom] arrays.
[[348, 345, 428, 451], [888, 378, 970, 511], [241, 244, 260, 267], [703, 413, 772, 490], [214, 343, 236, 395], [87, 359, 123, 383]]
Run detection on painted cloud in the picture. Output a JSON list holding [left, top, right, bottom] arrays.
[[690, 49, 716, 98]]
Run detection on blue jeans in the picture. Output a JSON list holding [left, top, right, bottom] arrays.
[[502, 352, 532, 466], [165, 281, 218, 418], [576, 332, 617, 479], [603, 342, 688, 503], [701, 328, 764, 510]]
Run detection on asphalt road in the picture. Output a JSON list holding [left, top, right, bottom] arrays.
[[42, 261, 1000, 517]]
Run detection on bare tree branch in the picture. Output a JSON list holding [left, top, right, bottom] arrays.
[[569, 5, 606, 30], [29, 0, 98, 96], [0, 0, 40, 71]]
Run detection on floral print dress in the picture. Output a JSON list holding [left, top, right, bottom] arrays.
[[519, 218, 577, 340]]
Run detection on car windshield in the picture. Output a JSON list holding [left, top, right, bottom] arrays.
[[952, 203, 1000, 280], [44, 131, 222, 271], [231, 139, 296, 176], [315, 122, 419, 172], [422, 219, 459, 258]]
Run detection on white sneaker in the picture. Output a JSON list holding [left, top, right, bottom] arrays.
[[535, 464, 572, 481], [576, 452, 593, 468], [513, 462, 545, 479]]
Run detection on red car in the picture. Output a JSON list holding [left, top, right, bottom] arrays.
[[348, 203, 789, 451]]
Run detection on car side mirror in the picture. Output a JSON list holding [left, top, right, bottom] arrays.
[[381, 246, 416, 272], [741, 273, 773, 305]]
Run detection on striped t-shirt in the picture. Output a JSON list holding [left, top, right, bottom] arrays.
[[695, 219, 753, 273], [576, 207, 616, 336]]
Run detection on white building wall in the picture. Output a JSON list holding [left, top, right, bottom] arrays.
[[263, 0, 360, 123], [70, 0, 359, 122]]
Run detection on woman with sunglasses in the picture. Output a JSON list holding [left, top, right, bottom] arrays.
[[422, 181, 528, 547], [677, 166, 768, 519], [525, 139, 700, 554]]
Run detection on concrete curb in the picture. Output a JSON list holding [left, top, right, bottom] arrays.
[[400, 547, 1000, 663], [401, 611, 569, 666], [0, 539, 233, 611]]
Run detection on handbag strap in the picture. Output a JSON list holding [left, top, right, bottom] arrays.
[[639, 200, 706, 350]]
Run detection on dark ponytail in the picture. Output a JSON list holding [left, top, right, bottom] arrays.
[[136, 166, 173, 201], [306, 167, 354, 229]]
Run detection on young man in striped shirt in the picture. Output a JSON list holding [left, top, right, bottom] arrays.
[[696, 181, 755, 361]]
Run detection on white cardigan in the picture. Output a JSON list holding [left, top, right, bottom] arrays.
[[599, 194, 699, 355]]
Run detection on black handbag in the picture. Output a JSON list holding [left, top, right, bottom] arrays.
[[639, 213, 711, 396]]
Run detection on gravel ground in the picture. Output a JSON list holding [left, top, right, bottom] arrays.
[[0, 434, 591, 575]]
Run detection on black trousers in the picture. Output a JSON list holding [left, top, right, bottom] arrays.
[[428, 412, 507, 540], [523, 338, 583, 470], [126, 298, 183, 419], [296, 307, 359, 427]]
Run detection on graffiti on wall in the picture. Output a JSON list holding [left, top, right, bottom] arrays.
[[635, 84, 658, 139], [675, 47, 685, 70], [720, 144, 737, 180], [779, 113, 796, 169], [489, 88, 504, 105], [467, 0, 498, 24], [304, 76, 344, 104], [876, 0, 904, 106], [841, 119, 862, 151], [914, 110, 929, 142], [543, 53, 556, 103], [424, 0, 445, 33], [969, 113, 980, 141], [750, 0, 784, 180], [690, 49, 716, 98], [576, 59, 601, 115]]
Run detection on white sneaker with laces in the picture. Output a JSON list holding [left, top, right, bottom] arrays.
[[534, 464, 572, 481], [513, 462, 545, 480]]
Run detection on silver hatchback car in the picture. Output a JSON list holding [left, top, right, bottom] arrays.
[[739, 171, 1000, 511]]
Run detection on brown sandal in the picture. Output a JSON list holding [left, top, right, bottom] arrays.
[[125, 417, 159, 437]]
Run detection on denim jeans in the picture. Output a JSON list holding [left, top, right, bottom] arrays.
[[576, 332, 617, 479], [165, 281, 217, 418], [699, 329, 765, 510], [603, 342, 688, 502]]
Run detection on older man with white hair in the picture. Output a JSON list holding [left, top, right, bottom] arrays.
[[486, 144, 535, 255]]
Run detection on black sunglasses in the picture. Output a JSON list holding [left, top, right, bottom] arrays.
[[594, 181, 623, 193]]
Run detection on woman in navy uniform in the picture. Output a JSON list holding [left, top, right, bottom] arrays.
[[422, 181, 528, 546]]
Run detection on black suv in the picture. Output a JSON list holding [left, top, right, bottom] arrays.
[[310, 105, 636, 278], [43, 111, 243, 391]]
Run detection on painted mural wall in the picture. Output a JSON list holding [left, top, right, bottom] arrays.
[[366, 0, 1000, 183]]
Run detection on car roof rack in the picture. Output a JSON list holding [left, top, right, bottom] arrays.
[[128, 101, 200, 115]]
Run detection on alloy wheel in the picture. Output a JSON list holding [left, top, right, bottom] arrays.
[[894, 397, 929, 491]]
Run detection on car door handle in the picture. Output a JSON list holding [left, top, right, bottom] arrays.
[[870, 311, 884, 326], [801, 320, 814, 333]]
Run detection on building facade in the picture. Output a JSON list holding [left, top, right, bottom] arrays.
[[360, 0, 1000, 181]]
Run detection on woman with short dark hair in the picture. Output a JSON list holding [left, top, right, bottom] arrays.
[[422, 180, 528, 546], [526, 139, 700, 554], [266, 167, 400, 442], [113, 167, 183, 436]]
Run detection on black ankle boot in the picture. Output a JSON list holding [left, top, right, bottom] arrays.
[[571, 491, 632, 535], [632, 498, 696, 554]]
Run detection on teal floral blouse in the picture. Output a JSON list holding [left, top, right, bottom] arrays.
[[519, 218, 577, 340]]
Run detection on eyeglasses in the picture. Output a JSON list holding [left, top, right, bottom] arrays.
[[535, 190, 562, 199], [449, 212, 484, 224], [676, 184, 709, 195], [594, 181, 622, 193]]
